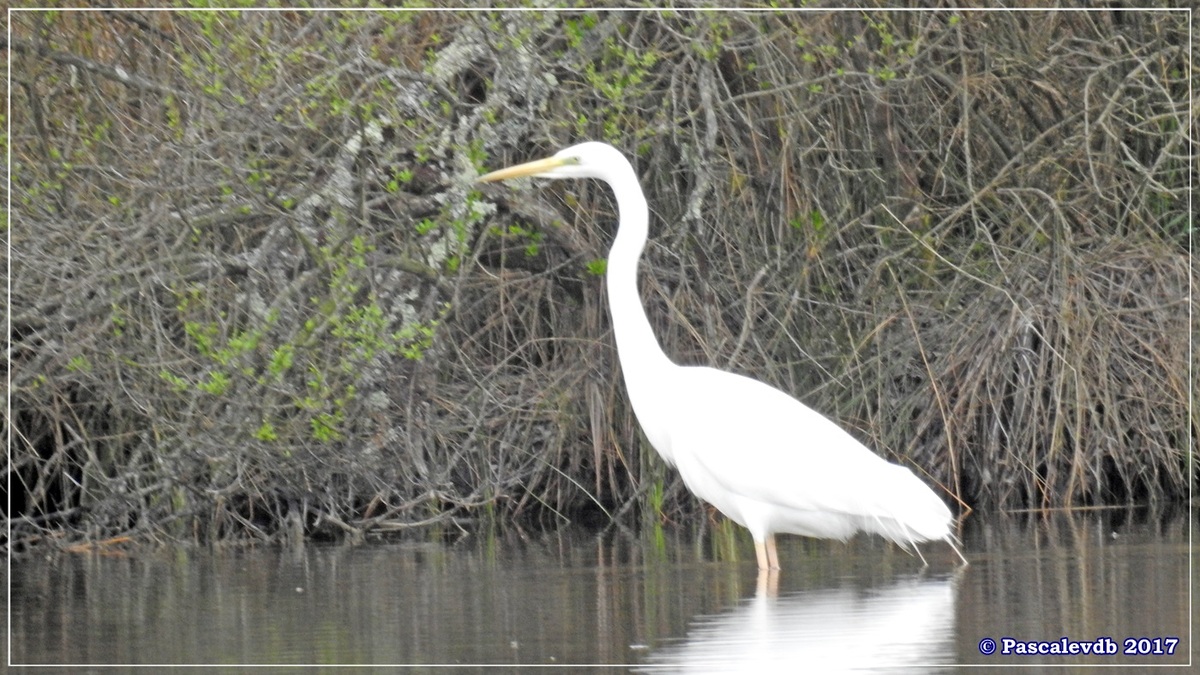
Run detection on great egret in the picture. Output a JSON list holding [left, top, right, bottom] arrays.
[[479, 142, 964, 570]]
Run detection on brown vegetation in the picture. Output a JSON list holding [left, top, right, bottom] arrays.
[[7, 7, 1194, 552]]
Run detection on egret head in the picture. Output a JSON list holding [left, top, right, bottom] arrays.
[[478, 142, 626, 183]]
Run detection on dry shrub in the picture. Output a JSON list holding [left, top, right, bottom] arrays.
[[867, 238, 1190, 510], [8, 8, 1193, 550]]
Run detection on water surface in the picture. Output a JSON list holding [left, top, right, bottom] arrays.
[[9, 509, 1192, 672]]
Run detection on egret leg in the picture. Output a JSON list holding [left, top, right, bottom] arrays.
[[754, 539, 769, 571], [950, 539, 969, 566], [755, 568, 779, 597], [754, 535, 780, 571]]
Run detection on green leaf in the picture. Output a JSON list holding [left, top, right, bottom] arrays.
[[255, 421, 278, 442], [586, 259, 608, 276]]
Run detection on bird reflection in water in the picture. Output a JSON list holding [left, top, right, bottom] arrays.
[[638, 572, 960, 673]]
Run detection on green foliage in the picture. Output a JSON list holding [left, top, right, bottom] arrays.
[[571, 23, 663, 144], [162, 228, 447, 446], [789, 209, 826, 234], [300, 366, 350, 442], [268, 344, 294, 378], [198, 370, 231, 396], [464, 138, 488, 172], [386, 168, 414, 193], [563, 14, 597, 49], [585, 259, 608, 276], [66, 355, 92, 373], [109, 304, 127, 336], [647, 478, 665, 518], [159, 370, 189, 393], [491, 222, 544, 257], [254, 420, 278, 442], [687, 14, 732, 61], [288, 235, 442, 441], [394, 310, 444, 360]]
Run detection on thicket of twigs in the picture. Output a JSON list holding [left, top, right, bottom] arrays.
[[8, 7, 1194, 551]]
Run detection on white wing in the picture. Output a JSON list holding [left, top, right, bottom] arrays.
[[636, 365, 951, 545]]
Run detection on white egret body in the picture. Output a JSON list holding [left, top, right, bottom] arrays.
[[480, 142, 963, 570]]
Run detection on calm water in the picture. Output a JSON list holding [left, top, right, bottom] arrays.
[[8, 509, 1193, 672]]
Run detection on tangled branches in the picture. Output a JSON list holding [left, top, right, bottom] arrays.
[[7, 8, 1193, 551]]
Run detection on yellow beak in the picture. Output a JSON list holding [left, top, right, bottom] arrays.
[[477, 156, 567, 183]]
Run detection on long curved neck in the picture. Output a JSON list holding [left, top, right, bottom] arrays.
[[604, 163, 672, 376]]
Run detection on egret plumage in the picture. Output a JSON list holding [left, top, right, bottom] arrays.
[[480, 142, 964, 570]]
